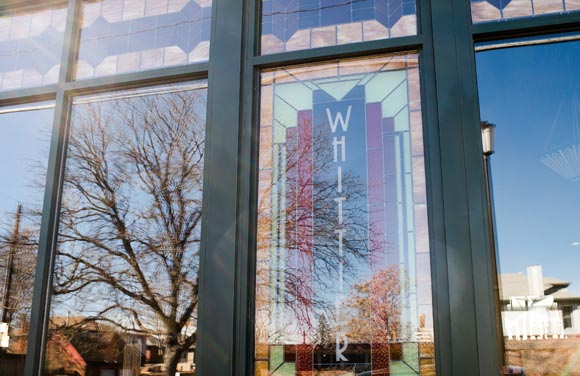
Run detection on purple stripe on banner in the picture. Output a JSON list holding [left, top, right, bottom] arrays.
[[366, 103, 383, 150]]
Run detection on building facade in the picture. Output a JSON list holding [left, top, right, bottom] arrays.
[[0, 0, 580, 375]]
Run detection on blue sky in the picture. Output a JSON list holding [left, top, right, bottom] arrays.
[[0, 104, 53, 230], [477, 39, 580, 292]]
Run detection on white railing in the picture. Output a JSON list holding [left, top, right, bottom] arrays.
[[0, 322, 9, 348]]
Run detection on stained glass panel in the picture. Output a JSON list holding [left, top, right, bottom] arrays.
[[76, 0, 212, 80], [261, 1, 418, 55], [0, 3, 66, 91], [255, 53, 435, 375], [471, 0, 580, 23]]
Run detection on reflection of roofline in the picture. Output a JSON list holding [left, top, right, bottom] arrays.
[[547, 296, 580, 301], [499, 273, 580, 301], [545, 282, 570, 296]]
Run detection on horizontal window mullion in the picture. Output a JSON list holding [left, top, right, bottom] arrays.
[[473, 11, 580, 42], [0, 86, 58, 107], [61, 63, 209, 96], [252, 35, 423, 68]]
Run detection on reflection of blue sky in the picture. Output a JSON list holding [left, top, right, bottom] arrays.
[[0, 104, 53, 228], [477, 40, 580, 293]]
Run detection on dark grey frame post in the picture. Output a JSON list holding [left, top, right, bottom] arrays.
[[429, 0, 502, 374], [23, 0, 83, 374], [418, 0, 454, 374], [195, 0, 246, 375], [234, 0, 260, 374]]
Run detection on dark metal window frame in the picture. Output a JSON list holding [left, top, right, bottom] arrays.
[[1, 0, 579, 375]]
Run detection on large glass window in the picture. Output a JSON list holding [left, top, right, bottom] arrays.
[[0, 102, 55, 376], [76, 0, 212, 80], [255, 53, 435, 375], [44, 82, 207, 376], [261, 0, 418, 55], [0, 2, 67, 90], [477, 38, 580, 375]]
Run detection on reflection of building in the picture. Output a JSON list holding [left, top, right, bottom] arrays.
[[500, 265, 580, 339], [46, 317, 142, 376], [501, 265, 580, 375], [0, 205, 37, 376], [43, 316, 197, 376]]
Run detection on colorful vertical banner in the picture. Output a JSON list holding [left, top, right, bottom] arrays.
[[255, 53, 436, 376]]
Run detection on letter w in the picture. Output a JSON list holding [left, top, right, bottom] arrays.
[[326, 106, 352, 133]]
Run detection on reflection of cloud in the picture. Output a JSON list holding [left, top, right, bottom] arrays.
[[571, 242, 580, 246]]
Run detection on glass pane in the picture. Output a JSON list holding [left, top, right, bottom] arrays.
[[477, 39, 580, 375], [0, 102, 54, 375], [261, 1, 418, 55], [76, 0, 212, 80], [255, 53, 435, 375], [471, 0, 580, 23], [0, 2, 66, 91], [44, 82, 207, 376]]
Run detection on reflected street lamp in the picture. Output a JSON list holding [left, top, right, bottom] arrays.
[[482, 121, 496, 156], [481, 121, 505, 371]]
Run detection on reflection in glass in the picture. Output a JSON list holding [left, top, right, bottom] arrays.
[[261, 0, 417, 55], [255, 53, 435, 375], [45, 82, 207, 376], [0, 2, 66, 90], [0, 102, 54, 375], [471, 0, 580, 23], [76, 0, 212, 80], [477, 39, 580, 375]]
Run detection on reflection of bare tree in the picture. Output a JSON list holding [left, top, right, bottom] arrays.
[[0, 204, 39, 355], [256, 124, 369, 342], [50, 87, 206, 376]]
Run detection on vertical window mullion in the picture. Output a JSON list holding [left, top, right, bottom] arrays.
[[23, 0, 83, 374], [235, 0, 260, 374], [195, 0, 245, 375], [416, 0, 454, 374]]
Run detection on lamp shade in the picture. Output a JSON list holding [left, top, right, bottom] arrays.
[[481, 121, 496, 156]]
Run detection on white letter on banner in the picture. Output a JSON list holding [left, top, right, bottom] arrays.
[[336, 331, 349, 361], [335, 229, 345, 257], [334, 197, 346, 225], [327, 106, 352, 133], [333, 136, 346, 162]]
